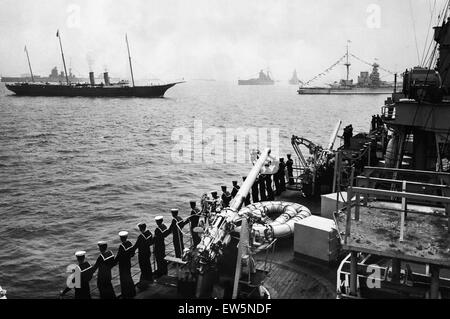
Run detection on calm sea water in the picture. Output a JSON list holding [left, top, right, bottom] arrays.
[[0, 81, 386, 298]]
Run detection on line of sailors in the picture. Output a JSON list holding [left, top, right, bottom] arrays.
[[59, 214, 175, 299], [60, 154, 295, 299]]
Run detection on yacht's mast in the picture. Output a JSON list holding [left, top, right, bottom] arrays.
[[56, 30, 70, 85], [125, 34, 135, 87], [24, 45, 34, 82], [345, 41, 351, 84]]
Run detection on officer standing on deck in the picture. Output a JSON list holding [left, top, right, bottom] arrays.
[[189, 201, 202, 246], [231, 181, 240, 199], [274, 165, 281, 196], [133, 223, 154, 288], [343, 125, 352, 148], [60, 251, 93, 299], [287, 154, 294, 185], [252, 176, 260, 203], [279, 158, 287, 192], [91, 241, 116, 299], [154, 216, 169, 277], [114, 231, 136, 299], [169, 209, 186, 258], [259, 174, 267, 201], [221, 186, 232, 207]]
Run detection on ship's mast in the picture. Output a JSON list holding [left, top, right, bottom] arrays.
[[345, 41, 351, 84], [56, 30, 70, 85], [24, 45, 35, 82], [125, 34, 135, 87]]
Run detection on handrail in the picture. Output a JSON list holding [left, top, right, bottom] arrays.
[[351, 186, 450, 204], [356, 176, 450, 190], [362, 166, 450, 178]]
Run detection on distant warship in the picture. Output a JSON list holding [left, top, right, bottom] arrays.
[[238, 70, 275, 85], [289, 69, 300, 85], [298, 44, 399, 95], [1, 66, 80, 83], [5, 32, 182, 98]]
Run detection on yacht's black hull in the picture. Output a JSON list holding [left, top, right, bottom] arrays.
[[5, 83, 180, 97]]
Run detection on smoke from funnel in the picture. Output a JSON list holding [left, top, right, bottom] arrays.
[[86, 53, 95, 72]]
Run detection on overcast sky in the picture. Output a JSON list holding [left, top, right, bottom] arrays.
[[0, 0, 445, 83]]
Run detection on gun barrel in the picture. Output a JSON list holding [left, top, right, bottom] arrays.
[[230, 148, 271, 211]]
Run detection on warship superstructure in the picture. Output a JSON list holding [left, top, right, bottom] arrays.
[[298, 44, 398, 95], [238, 70, 275, 85], [1, 66, 80, 83], [289, 69, 300, 85]]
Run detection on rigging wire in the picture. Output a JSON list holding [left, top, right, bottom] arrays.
[[302, 54, 347, 86], [421, 0, 438, 67], [409, 0, 422, 65], [422, 0, 449, 67], [303, 52, 397, 86], [350, 54, 398, 75]]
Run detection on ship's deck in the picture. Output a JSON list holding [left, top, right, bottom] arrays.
[[56, 189, 337, 299], [336, 203, 450, 267], [131, 189, 337, 299], [134, 247, 336, 300]]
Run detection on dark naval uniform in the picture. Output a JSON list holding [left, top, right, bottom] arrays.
[[274, 168, 281, 195], [190, 207, 201, 246], [75, 261, 93, 299], [244, 182, 251, 206], [287, 156, 294, 185], [279, 159, 287, 192], [231, 183, 240, 199], [251, 177, 260, 203], [221, 190, 232, 208], [133, 230, 154, 283], [114, 241, 136, 298], [92, 251, 116, 299], [170, 216, 185, 258], [259, 175, 267, 201], [154, 224, 168, 277]]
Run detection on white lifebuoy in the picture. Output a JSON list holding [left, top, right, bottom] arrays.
[[238, 201, 311, 240]]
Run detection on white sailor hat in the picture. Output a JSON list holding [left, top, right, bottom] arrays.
[[171, 209, 178, 213], [119, 231, 128, 237], [75, 251, 86, 257], [155, 216, 163, 221], [97, 241, 107, 246]]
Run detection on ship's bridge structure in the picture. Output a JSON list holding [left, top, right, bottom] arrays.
[[335, 21, 450, 299]]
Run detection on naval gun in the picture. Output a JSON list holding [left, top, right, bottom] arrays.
[[182, 149, 274, 298], [180, 149, 311, 299], [196, 149, 272, 263]]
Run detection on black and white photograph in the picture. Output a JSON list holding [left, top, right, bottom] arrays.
[[0, 0, 450, 307]]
